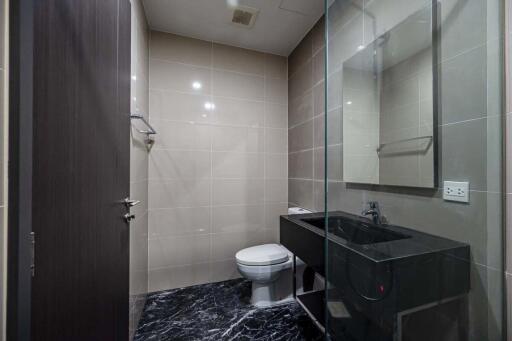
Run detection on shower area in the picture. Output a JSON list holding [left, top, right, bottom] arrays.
[[132, 0, 507, 340], [316, 0, 504, 339]]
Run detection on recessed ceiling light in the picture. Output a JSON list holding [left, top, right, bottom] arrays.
[[346, 101, 352, 105], [357, 45, 365, 50], [204, 102, 215, 111], [192, 81, 202, 90]]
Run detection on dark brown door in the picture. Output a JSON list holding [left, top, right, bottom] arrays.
[[31, 0, 131, 340]]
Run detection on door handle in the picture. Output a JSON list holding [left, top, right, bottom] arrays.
[[124, 213, 136, 222], [123, 197, 141, 208]]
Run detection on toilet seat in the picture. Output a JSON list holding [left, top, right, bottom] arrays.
[[235, 244, 289, 266]]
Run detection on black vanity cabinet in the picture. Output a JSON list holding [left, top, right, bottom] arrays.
[[280, 211, 470, 341]]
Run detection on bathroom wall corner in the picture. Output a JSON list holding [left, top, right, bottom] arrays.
[[129, 0, 150, 339]]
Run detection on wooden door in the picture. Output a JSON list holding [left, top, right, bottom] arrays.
[[31, 0, 131, 339]]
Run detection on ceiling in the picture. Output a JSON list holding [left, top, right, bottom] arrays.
[[141, 0, 325, 56]]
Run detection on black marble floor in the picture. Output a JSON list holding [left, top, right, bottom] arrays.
[[134, 279, 323, 341]]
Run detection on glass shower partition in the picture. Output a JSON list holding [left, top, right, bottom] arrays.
[[324, 0, 504, 340]]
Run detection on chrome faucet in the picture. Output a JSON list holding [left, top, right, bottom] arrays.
[[362, 201, 383, 225]]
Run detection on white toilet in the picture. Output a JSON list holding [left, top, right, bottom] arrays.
[[236, 244, 305, 307], [235, 207, 311, 308]]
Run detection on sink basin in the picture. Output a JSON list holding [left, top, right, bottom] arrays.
[[300, 216, 410, 245]]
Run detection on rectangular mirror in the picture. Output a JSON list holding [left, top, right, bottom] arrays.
[[342, 5, 435, 188]]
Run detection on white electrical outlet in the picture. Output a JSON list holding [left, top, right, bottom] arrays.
[[443, 181, 469, 203]]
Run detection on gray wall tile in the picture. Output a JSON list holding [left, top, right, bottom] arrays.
[[289, 120, 314, 152]]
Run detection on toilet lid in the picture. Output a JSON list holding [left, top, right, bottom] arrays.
[[236, 244, 289, 266]]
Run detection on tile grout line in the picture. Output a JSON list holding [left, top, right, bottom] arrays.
[[149, 86, 286, 105], [209, 39, 214, 281], [150, 116, 289, 130], [263, 53, 268, 236], [150, 55, 287, 81], [311, 35, 317, 198]]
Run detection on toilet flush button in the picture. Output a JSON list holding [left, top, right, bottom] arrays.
[[443, 181, 469, 203]]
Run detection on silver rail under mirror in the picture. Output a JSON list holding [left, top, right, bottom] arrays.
[[377, 135, 433, 154]]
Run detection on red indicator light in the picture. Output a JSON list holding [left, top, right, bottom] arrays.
[[379, 285, 385, 293]]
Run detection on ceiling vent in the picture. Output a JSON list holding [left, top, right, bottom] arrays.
[[230, 6, 259, 28]]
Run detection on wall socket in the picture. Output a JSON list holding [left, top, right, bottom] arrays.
[[443, 181, 469, 203]]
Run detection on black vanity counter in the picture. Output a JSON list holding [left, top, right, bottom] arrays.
[[280, 210, 470, 339], [281, 210, 469, 264]]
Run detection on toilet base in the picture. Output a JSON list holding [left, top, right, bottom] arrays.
[[250, 265, 305, 308], [251, 281, 294, 308]]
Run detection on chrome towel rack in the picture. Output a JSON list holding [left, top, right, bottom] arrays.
[[130, 113, 157, 152], [377, 135, 433, 154], [130, 113, 157, 136]]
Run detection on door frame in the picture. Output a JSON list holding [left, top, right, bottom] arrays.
[[7, 0, 33, 340]]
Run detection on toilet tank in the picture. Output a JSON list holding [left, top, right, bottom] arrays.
[[288, 207, 312, 215]]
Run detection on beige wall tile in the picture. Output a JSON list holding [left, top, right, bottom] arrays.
[[212, 179, 264, 206], [289, 91, 313, 127], [211, 230, 266, 261], [265, 154, 288, 179], [149, 207, 211, 238], [212, 69, 264, 101], [130, 180, 149, 213], [212, 152, 264, 179], [264, 54, 288, 79], [312, 16, 325, 54], [130, 134, 149, 182], [265, 203, 289, 230], [149, 150, 211, 180], [149, 234, 210, 269], [148, 32, 287, 291], [265, 77, 288, 105], [149, 179, 211, 208], [289, 33, 312, 77], [151, 120, 211, 151], [148, 263, 210, 293], [313, 145, 343, 181], [211, 126, 264, 153], [211, 205, 265, 234], [289, 120, 313, 152], [313, 82, 325, 116], [289, 150, 313, 179], [209, 260, 241, 283], [265, 179, 288, 203], [438, 0, 487, 61], [150, 31, 211, 67], [211, 97, 264, 127], [441, 118, 489, 192], [149, 90, 211, 122], [264, 103, 288, 128], [288, 179, 314, 211], [150, 59, 211, 94], [265, 128, 288, 154], [313, 48, 325, 85], [213, 43, 264, 75], [289, 60, 313, 100], [439, 46, 487, 125]]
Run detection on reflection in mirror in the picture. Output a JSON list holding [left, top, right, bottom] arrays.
[[342, 5, 435, 188]]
